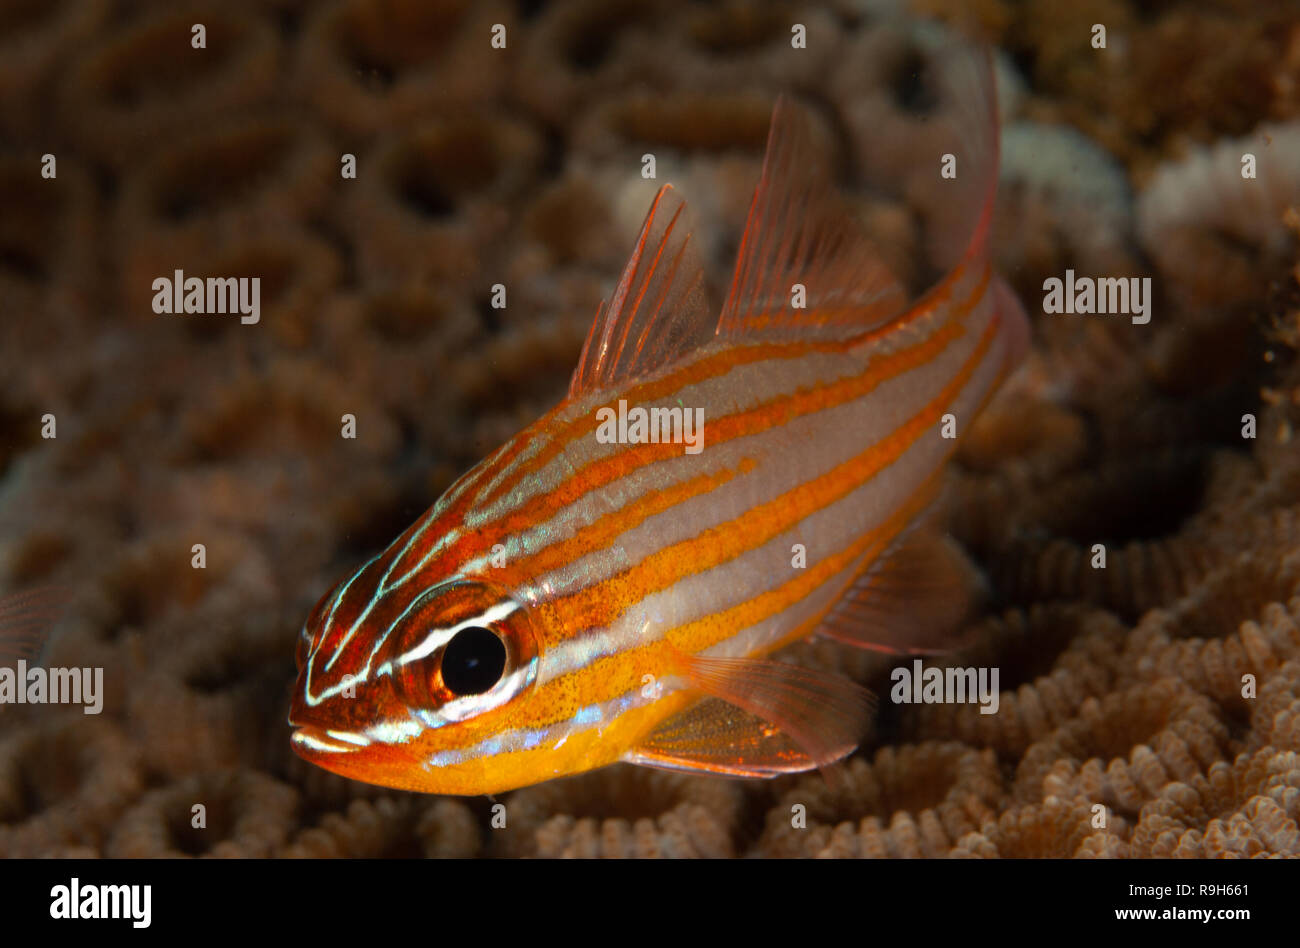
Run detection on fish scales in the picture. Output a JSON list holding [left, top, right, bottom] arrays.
[[290, 28, 1029, 795]]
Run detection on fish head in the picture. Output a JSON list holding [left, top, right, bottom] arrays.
[[288, 533, 549, 794]]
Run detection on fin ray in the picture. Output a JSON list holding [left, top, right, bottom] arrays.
[[569, 185, 714, 396], [624, 697, 817, 777], [816, 530, 984, 655], [718, 95, 907, 340], [655, 649, 874, 772]]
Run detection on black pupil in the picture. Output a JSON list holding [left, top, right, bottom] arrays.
[[442, 626, 507, 696]]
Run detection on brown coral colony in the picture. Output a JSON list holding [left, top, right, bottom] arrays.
[[1, 0, 1299, 863]]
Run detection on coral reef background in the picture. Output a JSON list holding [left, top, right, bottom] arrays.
[[2, 0, 1300, 858]]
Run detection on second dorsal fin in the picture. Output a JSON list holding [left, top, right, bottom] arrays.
[[717, 95, 907, 341], [568, 184, 715, 397]]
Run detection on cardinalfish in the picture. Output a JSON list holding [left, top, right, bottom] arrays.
[[290, 30, 1029, 795]]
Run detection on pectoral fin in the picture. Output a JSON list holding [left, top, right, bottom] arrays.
[[816, 530, 984, 655]]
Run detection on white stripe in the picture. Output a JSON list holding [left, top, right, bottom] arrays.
[[325, 729, 371, 746], [377, 599, 520, 674]]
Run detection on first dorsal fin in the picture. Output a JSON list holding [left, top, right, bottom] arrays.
[[717, 95, 907, 340], [568, 184, 715, 397]]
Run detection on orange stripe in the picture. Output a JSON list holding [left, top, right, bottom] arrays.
[[412, 300, 1000, 750], [520, 458, 759, 578], [478, 261, 982, 510], [428, 320, 961, 585], [403, 273, 989, 587], [445, 463, 943, 749], [545, 310, 1000, 639]]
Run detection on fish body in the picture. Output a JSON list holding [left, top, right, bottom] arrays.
[[290, 31, 1028, 795]]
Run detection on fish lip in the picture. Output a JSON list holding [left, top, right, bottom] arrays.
[[287, 677, 314, 727], [288, 724, 317, 760], [289, 723, 352, 759], [287, 693, 324, 751]]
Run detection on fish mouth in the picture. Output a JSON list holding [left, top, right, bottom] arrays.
[[288, 684, 373, 759], [289, 723, 369, 757]]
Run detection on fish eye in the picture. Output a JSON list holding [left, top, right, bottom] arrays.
[[440, 625, 507, 696], [382, 580, 540, 722]]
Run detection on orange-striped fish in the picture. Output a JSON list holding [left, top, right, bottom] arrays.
[[289, 31, 1029, 795]]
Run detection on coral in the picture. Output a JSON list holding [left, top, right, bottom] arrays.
[[0, 0, 111, 137], [952, 796, 1130, 858], [343, 116, 545, 289], [1130, 748, 1300, 857], [1009, 1, 1299, 168], [280, 796, 480, 858], [106, 770, 299, 857], [0, 154, 99, 320], [293, 0, 507, 136], [830, 19, 995, 277], [1013, 679, 1231, 810], [56, 5, 280, 168], [994, 120, 1135, 287], [511, 0, 680, 126], [416, 799, 483, 858], [900, 605, 1129, 759], [2, 0, 1298, 860], [492, 766, 742, 858], [452, 315, 588, 409], [573, 91, 776, 159], [176, 358, 402, 464], [757, 743, 1004, 857], [989, 530, 1221, 623], [0, 717, 143, 857], [1253, 661, 1300, 751], [126, 597, 290, 780], [1126, 593, 1300, 719], [956, 391, 1089, 479], [116, 113, 336, 238], [1137, 122, 1300, 310]]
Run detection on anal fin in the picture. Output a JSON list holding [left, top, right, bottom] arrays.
[[625, 651, 873, 778], [624, 698, 816, 778]]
